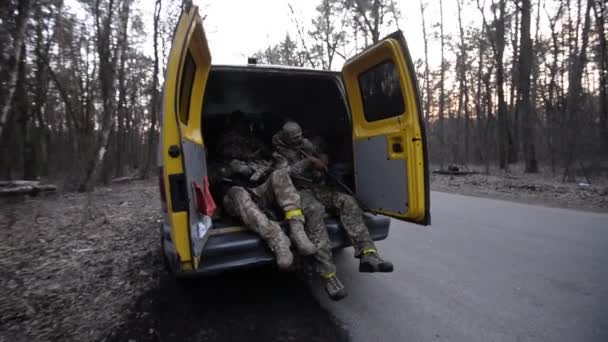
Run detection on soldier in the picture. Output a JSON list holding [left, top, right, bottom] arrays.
[[272, 121, 394, 277], [209, 119, 316, 271]]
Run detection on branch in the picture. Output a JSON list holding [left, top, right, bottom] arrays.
[[476, 0, 498, 57], [353, 0, 375, 36], [288, 3, 317, 68]]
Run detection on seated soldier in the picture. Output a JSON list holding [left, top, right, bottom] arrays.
[[208, 118, 316, 270], [272, 121, 394, 278]]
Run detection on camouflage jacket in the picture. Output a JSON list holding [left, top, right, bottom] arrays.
[[217, 130, 270, 161], [271, 131, 324, 188]]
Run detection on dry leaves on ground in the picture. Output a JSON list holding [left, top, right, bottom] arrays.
[[0, 181, 163, 342]]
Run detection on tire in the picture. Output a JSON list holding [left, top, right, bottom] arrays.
[[160, 222, 173, 275]]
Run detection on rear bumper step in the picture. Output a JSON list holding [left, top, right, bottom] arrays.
[[170, 214, 390, 277]]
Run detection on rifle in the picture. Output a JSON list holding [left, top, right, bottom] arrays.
[[297, 148, 374, 214]]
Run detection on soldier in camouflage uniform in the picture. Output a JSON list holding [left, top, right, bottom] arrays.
[[272, 121, 394, 299], [209, 121, 316, 271]]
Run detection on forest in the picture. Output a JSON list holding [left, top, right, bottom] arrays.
[[0, 0, 606, 192]]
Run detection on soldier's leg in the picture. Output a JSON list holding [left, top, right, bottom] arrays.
[[253, 169, 315, 255], [300, 190, 335, 276], [223, 186, 293, 269], [300, 190, 347, 301], [312, 187, 376, 256], [313, 187, 393, 273]]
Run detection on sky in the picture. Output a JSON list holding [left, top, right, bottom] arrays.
[[187, 0, 470, 70], [66, 0, 561, 72]]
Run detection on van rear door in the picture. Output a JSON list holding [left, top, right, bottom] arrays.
[[161, 5, 213, 271], [342, 31, 430, 225]]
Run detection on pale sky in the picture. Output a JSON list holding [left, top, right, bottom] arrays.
[[72, 0, 558, 73], [191, 0, 470, 70]]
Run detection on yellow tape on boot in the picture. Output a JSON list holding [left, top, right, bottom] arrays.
[[285, 209, 304, 220], [362, 248, 377, 255], [322, 272, 336, 279]]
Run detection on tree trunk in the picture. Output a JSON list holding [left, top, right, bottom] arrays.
[[563, 0, 593, 180], [475, 24, 486, 164], [495, 0, 509, 169], [517, 0, 538, 173], [546, 3, 564, 175], [593, 0, 607, 151], [510, 6, 520, 164], [457, 0, 470, 164], [438, 0, 446, 168], [0, 0, 31, 143], [142, 0, 162, 179], [419, 0, 431, 128], [80, 0, 122, 192]]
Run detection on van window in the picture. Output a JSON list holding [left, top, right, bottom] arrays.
[[358, 60, 405, 122], [179, 51, 196, 124]]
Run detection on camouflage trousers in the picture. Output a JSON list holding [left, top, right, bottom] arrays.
[[223, 168, 300, 242], [300, 187, 376, 276]]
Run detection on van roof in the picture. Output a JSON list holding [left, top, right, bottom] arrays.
[[211, 64, 340, 76]]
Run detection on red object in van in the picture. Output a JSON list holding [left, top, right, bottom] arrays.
[[193, 176, 217, 217]]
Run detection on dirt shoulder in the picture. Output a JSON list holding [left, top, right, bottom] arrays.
[[0, 181, 348, 342], [430, 166, 608, 212], [0, 181, 163, 341]]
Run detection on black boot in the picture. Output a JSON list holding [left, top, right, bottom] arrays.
[[359, 251, 394, 273], [323, 274, 348, 301]]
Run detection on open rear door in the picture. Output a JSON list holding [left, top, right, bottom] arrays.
[[342, 31, 430, 225], [161, 5, 213, 271]]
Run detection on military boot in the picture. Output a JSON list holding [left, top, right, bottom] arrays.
[[288, 217, 316, 256], [322, 274, 348, 301], [359, 250, 394, 273], [268, 232, 294, 270]]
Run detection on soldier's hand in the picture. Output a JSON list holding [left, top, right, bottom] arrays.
[[229, 160, 252, 176], [308, 156, 328, 171]]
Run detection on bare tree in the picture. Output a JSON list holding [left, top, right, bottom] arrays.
[[457, 0, 471, 164], [420, 0, 432, 128], [516, 0, 539, 172], [592, 0, 607, 150], [478, 0, 509, 169], [80, 0, 132, 191], [310, 0, 348, 70], [563, 0, 593, 180], [142, 0, 162, 179], [438, 0, 446, 168], [0, 0, 31, 143]]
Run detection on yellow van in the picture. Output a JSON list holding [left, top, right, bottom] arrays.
[[159, 6, 430, 276]]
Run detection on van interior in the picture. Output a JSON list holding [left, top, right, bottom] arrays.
[[202, 66, 356, 225]]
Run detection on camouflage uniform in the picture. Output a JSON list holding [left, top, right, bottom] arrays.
[[272, 129, 377, 274], [221, 167, 301, 257], [210, 126, 315, 269]]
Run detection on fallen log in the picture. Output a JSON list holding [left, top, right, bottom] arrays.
[[0, 184, 57, 197], [432, 170, 478, 176], [111, 176, 135, 184], [0, 180, 40, 187]]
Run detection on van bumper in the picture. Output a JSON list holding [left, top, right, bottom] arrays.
[[166, 214, 391, 277]]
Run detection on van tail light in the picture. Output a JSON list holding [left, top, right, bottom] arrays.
[[193, 176, 217, 217], [158, 168, 168, 212]]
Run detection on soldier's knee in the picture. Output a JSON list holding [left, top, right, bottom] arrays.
[[227, 186, 248, 196], [271, 168, 288, 179], [303, 196, 325, 215], [337, 193, 359, 209], [226, 186, 252, 202], [309, 200, 325, 215]]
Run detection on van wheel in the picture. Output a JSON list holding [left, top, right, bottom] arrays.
[[160, 223, 173, 275]]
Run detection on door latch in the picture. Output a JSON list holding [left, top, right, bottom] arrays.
[[168, 145, 181, 158]]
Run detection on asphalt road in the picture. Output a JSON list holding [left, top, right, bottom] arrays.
[[311, 191, 608, 342]]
